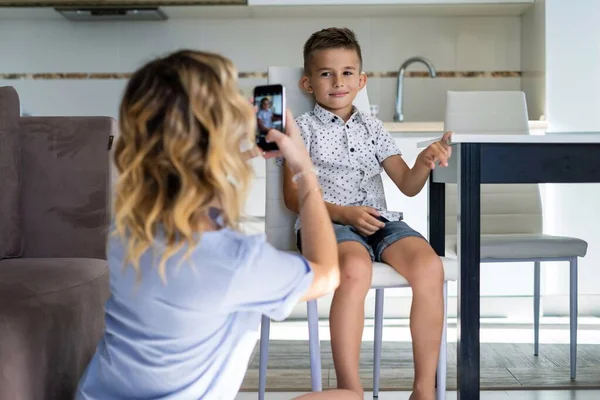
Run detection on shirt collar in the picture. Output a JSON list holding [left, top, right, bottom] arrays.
[[313, 103, 363, 125]]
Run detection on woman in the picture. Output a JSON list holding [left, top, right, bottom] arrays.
[[75, 50, 358, 400]]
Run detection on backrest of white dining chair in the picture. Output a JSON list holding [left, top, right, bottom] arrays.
[[265, 66, 370, 250], [443, 91, 543, 235]]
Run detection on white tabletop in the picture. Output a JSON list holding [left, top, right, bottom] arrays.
[[417, 132, 600, 148]]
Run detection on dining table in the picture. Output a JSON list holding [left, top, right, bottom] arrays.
[[418, 132, 600, 399]]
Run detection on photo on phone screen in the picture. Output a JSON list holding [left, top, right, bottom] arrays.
[[254, 84, 285, 152]]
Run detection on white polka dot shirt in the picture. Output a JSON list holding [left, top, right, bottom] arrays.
[[289, 103, 403, 232]]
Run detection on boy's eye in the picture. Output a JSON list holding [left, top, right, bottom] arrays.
[[343, 71, 354, 75], [320, 72, 331, 77]]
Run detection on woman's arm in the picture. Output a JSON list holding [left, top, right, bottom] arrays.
[[283, 163, 346, 224], [292, 169, 340, 301]]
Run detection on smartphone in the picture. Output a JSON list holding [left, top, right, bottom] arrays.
[[254, 84, 286, 152]]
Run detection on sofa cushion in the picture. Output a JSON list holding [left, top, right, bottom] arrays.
[[0, 257, 109, 400], [0, 86, 23, 259], [0, 257, 108, 301]]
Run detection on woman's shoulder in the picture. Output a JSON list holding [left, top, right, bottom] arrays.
[[106, 221, 269, 270], [190, 228, 270, 272], [133, 228, 276, 283]]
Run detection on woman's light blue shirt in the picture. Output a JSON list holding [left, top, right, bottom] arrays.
[[76, 226, 313, 399]]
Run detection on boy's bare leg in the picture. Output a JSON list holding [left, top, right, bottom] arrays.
[[329, 242, 373, 396], [381, 237, 444, 400], [293, 389, 362, 400]]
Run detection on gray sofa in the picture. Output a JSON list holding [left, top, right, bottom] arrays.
[[0, 86, 113, 399]]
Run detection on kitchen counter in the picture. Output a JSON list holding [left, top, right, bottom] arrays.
[[383, 120, 547, 133]]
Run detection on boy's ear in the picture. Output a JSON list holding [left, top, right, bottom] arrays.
[[300, 75, 313, 94], [358, 71, 367, 90]]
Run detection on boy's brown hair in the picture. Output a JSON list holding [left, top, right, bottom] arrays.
[[303, 27, 363, 75]]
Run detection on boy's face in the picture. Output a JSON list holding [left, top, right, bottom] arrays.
[[301, 48, 366, 115]]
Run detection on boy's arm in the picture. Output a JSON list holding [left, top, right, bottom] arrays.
[[382, 155, 431, 198], [372, 119, 426, 198], [383, 131, 453, 197]]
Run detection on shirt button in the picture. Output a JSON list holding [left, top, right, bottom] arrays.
[[350, 148, 355, 152], [346, 124, 351, 129], [331, 117, 336, 123], [372, 140, 375, 145]]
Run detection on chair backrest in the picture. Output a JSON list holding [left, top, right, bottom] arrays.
[[265, 66, 370, 250], [443, 91, 543, 235]]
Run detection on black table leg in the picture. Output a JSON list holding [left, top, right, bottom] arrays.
[[428, 173, 445, 257], [457, 143, 481, 399], [428, 173, 445, 391]]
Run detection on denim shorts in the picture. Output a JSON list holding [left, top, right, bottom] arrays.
[[297, 216, 426, 262]]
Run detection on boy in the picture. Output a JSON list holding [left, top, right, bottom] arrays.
[[282, 28, 452, 400]]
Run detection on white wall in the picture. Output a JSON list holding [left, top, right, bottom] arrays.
[[0, 14, 521, 124], [520, 0, 545, 120], [545, 0, 600, 132], [0, 13, 522, 219], [540, 0, 600, 314]]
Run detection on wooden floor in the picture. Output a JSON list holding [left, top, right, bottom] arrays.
[[236, 390, 600, 399], [241, 340, 600, 391]]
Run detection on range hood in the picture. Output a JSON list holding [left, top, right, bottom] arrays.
[[0, 1, 246, 5], [55, 6, 168, 21]]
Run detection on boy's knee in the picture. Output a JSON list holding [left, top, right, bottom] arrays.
[[338, 250, 372, 290], [412, 253, 444, 288]]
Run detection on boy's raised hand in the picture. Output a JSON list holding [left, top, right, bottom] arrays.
[[339, 206, 386, 237], [417, 131, 453, 170]]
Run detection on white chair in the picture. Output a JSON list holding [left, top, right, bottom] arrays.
[[257, 66, 458, 399], [443, 91, 588, 380]]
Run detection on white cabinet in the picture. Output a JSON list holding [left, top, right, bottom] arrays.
[[249, 0, 532, 5], [247, 1, 533, 21]]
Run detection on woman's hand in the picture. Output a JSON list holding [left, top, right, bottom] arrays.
[[241, 146, 263, 161], [241, 97, 264, 161], [263, 109, 313, 174]]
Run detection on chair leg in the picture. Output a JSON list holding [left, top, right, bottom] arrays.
[[373, 288, 384, 398], [570, 257, 578, 380], [307, 299, 323, 391], [436, 281, 448, 400], [258, 315, 270, 400], [533, 261, 541, 356]]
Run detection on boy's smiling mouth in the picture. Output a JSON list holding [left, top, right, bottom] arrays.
[[329, 92, 349, 98]]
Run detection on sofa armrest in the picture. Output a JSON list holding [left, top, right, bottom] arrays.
[[19, 117, 115, 259], [0, 86, 23, 258]]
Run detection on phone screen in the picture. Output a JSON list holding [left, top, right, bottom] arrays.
[[254, 84, 285, 152]]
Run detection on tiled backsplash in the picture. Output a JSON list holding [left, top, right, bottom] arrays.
[[0, 15, 521, 121], [0, 70, 521, 80]]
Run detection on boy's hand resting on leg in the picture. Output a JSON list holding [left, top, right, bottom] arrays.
[[339, 206, 385, 237]]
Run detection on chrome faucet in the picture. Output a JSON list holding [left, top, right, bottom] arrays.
[[394, 56, 437, 122]]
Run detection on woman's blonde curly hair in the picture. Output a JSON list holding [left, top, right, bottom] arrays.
[[113, 50, 255, 280]]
